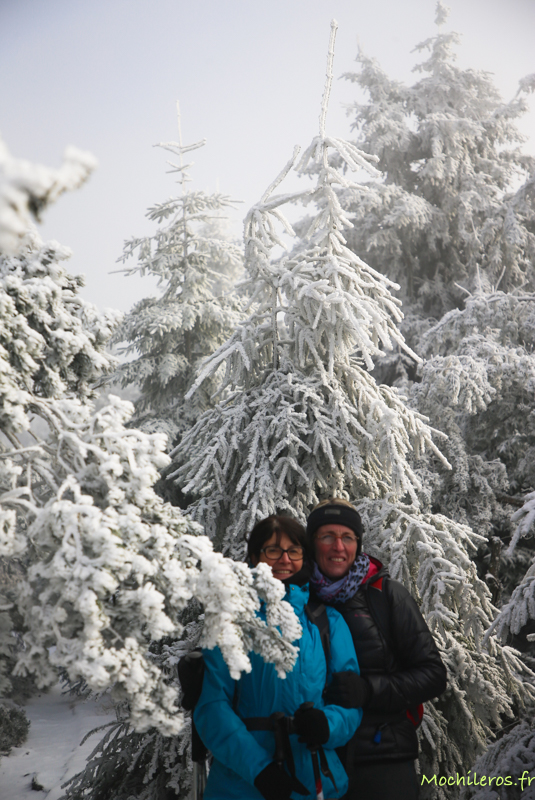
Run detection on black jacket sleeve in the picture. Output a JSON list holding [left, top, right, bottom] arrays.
[[365, 578, 447, 713]]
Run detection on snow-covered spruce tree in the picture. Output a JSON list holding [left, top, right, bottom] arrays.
[[455, 499, 535, 798], [0, 229, 119, 699], [0, 185, 302, 797], [165, 22, 534, 796], [406, 289, 535, 600], [330, 2, 535, 610], [1, 385, 300, 724], [0, 137, 96, 746], [340, 1, 535, 322], [334, 7, 535, 785], [490, 488, 535, 643], [110, 108, 244, 446]]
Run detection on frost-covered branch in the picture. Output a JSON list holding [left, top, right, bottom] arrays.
[[0, 228, 301, 733], [0, 136, 97, 255], [2, 391, 301, 733]]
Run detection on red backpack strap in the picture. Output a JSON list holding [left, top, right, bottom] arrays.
[[407, 704, 424, 727]]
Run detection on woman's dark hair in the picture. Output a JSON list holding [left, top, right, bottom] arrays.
[[247, 515, 307, 562]]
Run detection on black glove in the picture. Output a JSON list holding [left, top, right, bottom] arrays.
[[292, 704, 330, 746], [254, 762, 294, 800], [177, 653, 204, 711], [324, 671, 371, 709]]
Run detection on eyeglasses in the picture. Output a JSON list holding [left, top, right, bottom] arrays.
[[260, 546, 304, 561], [315, 533, 358, 546]]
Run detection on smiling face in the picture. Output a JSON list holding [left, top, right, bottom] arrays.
[[314, 523, 358, 579], [251, 531, 304, 581]]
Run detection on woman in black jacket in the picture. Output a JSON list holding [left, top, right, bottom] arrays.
[[307, 498, 447, 800]]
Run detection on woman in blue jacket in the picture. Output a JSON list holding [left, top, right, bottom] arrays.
[[194, 515, 362, 800]]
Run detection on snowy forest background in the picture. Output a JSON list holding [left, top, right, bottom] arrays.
[[2, 1, 535, 799]]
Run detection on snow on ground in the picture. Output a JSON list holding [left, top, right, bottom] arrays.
[[0, 685, 115, 800]]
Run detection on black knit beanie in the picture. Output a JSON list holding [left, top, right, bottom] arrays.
[[306, 502, 363, 556]]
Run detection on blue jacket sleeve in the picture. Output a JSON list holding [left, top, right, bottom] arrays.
[[322, 607, 363, 749], [193, 647, 272, 787]]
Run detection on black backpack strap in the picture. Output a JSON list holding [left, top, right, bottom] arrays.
[[305, 597, 331, 664], [191, 719, 208, 763], [178, 652, 208, 764], [177, 651, 205, 711]]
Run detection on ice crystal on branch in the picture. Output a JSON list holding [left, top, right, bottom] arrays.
[[462, 718, 535, 800], [395, 287, 535, 579], [483, 489, 535, 653]]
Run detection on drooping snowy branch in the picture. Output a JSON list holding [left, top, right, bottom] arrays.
[[1, 391, 300, 733], [358, 496, 535, 780], [0, 231, 299, 733], [461, 719, 535, 800], [0, 136, 97, 255]]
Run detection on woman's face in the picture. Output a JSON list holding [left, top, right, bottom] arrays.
[[314, 523, 358, 579], [252, 531, 304, 581]]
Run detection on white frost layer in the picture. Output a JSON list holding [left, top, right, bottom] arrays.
[[0, 685, 114, 800]]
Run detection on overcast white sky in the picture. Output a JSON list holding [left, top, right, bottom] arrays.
[[1, 0, 534, 314]]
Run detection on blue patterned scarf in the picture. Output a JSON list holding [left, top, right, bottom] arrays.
[[310, 554, 370, 604]]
